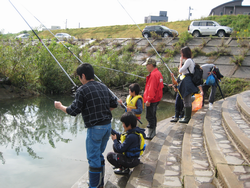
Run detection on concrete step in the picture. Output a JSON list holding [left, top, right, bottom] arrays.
[[71, 90, 250, 188], [222, 95, 250, 159], [204, 96, 250, 188], [71, 116, 172, 188], [151, 122, 186, 187], [237, 90, 250, 122], [182, 107, 217, 188], [126, 118, 176, 188]]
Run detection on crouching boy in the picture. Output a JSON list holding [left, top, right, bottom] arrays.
[[107, 111, 146, 175]]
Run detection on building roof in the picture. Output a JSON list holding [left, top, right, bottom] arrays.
[[209, 0, 243, 15]]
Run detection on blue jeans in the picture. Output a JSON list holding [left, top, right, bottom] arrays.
[[86, 123, 111, 168]]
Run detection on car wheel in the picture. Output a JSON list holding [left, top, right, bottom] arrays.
[[218, 30, 225, 37], [163, 33, 169, 38], [144, 33, 149, 38], [193, 31, 200, 37]]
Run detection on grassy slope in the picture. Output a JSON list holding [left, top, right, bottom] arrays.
[[36, 15, 250, 39], [38, 20, 192, 39]]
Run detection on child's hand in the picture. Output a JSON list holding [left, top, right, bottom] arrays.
[[126, 107, 132, 112], [111, 134, 117, 141]]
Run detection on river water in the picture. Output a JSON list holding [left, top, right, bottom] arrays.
[[0, 95, 174, 188]]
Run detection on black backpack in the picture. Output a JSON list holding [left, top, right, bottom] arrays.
[[212, 67, 224, 80], [188, 63, 203, 86]]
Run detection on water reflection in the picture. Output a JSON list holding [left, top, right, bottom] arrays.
[[0, 96, 84, 163], [0, 95, 174, 187]]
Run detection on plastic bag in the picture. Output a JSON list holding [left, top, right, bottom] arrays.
[[206, 74, 216, 86], [192, 94, 203, 112]]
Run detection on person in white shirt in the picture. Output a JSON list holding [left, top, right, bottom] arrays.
[[178, 46, 199, 123]]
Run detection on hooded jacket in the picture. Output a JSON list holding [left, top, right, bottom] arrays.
[[112, 127, 146, 158], [143, 68, 164, 103]]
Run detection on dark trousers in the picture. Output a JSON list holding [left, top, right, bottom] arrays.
[[175, 93, 183, 113], [202, 84, 217, 105], [107, 152, 140, 168], [146, 102, 159, 128]]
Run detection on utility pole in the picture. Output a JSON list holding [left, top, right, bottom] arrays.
[[65, 19, 67, 29], [188, 6, 193, 20]]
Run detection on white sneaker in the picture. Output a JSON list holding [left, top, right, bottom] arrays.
[[209, 103, 213, 110]]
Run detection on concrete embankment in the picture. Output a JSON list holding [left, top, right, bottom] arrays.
[[72, 90, 250, 188]]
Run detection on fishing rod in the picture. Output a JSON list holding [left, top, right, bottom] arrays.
[[9, 0, 77, 88], [18, 3, 142, 124], [117, 0, 177, 81], [117, 0, 185, 100], [23, 9, 145, 80], [25, 4, 168, 89], [23, 7, 84, 65]]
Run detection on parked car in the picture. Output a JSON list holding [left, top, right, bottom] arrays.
[[188, 20, 233, 37], [15, 33, 30, 39], [55, 33, 76, 40], [142, 25, 178, 38]]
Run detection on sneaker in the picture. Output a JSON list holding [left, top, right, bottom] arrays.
[[209, 103, 213, 110], [114, 168, 130, 175]]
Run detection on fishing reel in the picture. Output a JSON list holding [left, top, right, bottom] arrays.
[[71, 85, 79, 97]]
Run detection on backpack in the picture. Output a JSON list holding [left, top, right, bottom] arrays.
[[188, 63, 203, 86], [212, 66, 224, 80]]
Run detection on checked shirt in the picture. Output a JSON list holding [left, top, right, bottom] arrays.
[[66, 81, 118, 128]]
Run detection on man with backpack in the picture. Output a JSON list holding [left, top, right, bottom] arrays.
[[200, 64, 223, 110]]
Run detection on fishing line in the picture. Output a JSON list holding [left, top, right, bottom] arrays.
[[117, 0, 176, 81], [23, 7, 83, 65], [9, 0, 77, 87], [117, 0, 184, 99], [36, 90, 55, 102], [22, 6, 143, 124], [24, 4, 168, 91]]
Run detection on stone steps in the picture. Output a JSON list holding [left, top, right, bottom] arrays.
[[204, 91, 250, 188], [126, 118, 176, 187], [182, 108, 216, 188], [71, 90, 250, 188]]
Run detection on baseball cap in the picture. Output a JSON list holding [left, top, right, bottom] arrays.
[[145, 58, 156, 66]]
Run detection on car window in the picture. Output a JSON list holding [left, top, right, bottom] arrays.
[[199, 22, 206, 26], [193, 22, 199, 26], [162, 26, 170, 30], [207, 22, 214, 26], [155, 26, 161, 30]]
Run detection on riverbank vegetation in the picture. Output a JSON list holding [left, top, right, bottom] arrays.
[[0, 14, 250, 101], [0, 37, 249, 102]]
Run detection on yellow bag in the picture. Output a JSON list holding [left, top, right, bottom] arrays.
[[192, 94, 203, 112]]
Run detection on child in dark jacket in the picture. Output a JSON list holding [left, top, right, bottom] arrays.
[[107, 111, 146, 175]]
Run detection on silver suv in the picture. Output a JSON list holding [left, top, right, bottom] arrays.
[[188, 20, 233, 37]]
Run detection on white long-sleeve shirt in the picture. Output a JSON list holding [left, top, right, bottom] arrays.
[[179, 58, 195, 75]]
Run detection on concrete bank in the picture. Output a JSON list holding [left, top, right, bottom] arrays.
[[71, 90, 250, 188]]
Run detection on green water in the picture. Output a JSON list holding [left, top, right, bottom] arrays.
[[0, 95, 174, 188]]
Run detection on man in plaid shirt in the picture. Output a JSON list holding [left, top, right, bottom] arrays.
[[55, 63, 118, 188]]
